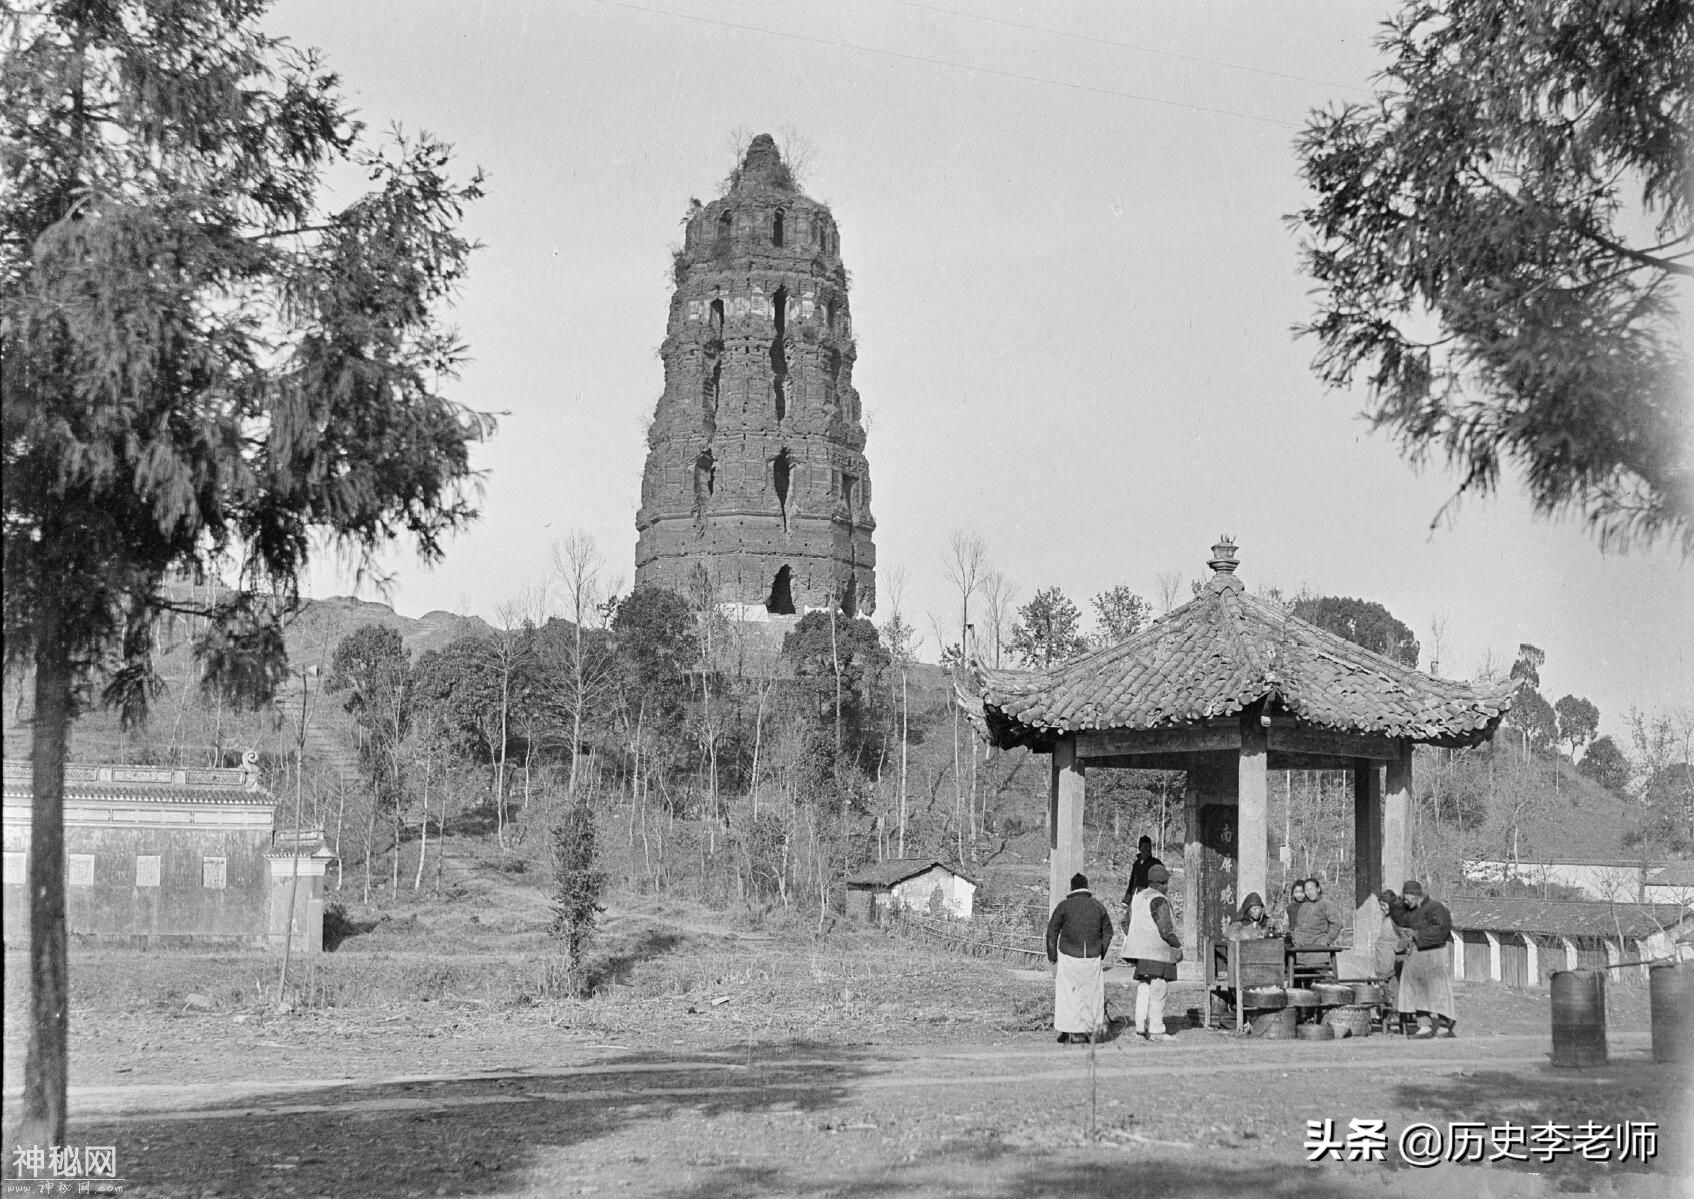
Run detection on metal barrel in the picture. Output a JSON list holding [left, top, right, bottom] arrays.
[[1549, 969, 1607, 1068], [1649, 961, 1692, 1064]]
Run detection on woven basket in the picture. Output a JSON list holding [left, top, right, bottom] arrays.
[[1251, 1008, 1298, 1039], [1323, 1004, 1375, 1039], [1349, 983, 1385, 1006], [1244, 986, 1287, 1011], [1312, 983, 1355, 1006], [1298, 1022, 1335, 1041], [1285, 988, 1319, 1008]]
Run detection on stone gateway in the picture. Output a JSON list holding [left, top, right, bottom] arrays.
[[634, 134, 876, 617]]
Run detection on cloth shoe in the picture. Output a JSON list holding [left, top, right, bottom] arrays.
[[1411, 1024, 1435, 1040], [1145, 1032, 1177, 1043], [1436, 1021, 1457, 1039], [1056, 1033, 1070, 1044]]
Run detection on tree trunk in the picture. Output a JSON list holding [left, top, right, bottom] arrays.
[[952, 702, 963, 863], [17, 622, 72, 1153], [497, 667, 511, 849], [899, 670, 908, 858], [829, 609, 843, 765], [750, 683, 765, 822], [334, 780, 346, 892], [415, 752, 429, 891], [363, 780, 378, 904], [568, 619, 585, 801]]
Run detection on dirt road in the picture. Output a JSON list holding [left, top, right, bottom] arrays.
[[11, 1024, 1688, 1198]]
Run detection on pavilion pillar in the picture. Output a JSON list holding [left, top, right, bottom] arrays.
[[1383, 740, 1413, 891], [1352, 758, 1383, 908], [1048, 735, 1085, 913], [1179, 775, 1203, 979], [1237, 711, 1269, 908]]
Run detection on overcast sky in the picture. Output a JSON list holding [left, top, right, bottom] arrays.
[[274, 0, 1691, 742]]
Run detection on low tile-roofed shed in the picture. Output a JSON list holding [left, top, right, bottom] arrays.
[[1445, 896, 1694, 984], [1648, 861, 1694, 888], [1449, 897, 1690, 940], [958, 539, 1517, 977]]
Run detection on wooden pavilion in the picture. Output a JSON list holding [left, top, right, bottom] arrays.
[[959, 539, 1517, 977]]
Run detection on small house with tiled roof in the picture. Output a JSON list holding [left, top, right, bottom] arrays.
[[1446, 896, 1694, 986], [3, 757, 333, 952], [959, 539, 1517, 977], [844, 858, 977, 921]]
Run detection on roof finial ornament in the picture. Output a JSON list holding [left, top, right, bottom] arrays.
[[1205, 536, 1243, 595]]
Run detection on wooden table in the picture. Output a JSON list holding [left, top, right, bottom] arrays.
[[1286, 943, 1345, 985]]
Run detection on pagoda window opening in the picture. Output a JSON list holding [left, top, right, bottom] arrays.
[[692, 450, 715, 516], [772, 448, 793, 532], [839, 572, 858, 618], [709, 298, 724, 340], [842, 472, 859, 516], [702, 360, 721, 431], [772, 209, 785, 247], [771, 286, 789, 421], [715, 210, 733, 252], [767, 565, 796, 616]]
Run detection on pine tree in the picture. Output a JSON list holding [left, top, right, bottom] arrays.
[[2, 2, 491, 1148]]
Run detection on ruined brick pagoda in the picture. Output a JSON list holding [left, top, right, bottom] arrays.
[[634, 134, 876, 618]]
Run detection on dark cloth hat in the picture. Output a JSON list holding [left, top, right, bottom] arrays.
[[1401, 879, 1424, 896], [1070, 873, 1089, 892], [1378, 888, 1399, 904], [1146, 864, 1171, 886]]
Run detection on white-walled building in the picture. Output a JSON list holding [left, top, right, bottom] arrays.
[[845, 859, 977, 921]]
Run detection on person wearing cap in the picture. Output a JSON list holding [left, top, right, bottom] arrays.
[[1122, 835, 1165, 906], [1391, 880, 1456, 1038], [1045, 872, 1115, 1044], [1121, 862, 1184, 1042], [1226, 892, 1274, 939]]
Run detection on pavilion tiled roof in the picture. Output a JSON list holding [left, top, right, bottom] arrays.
[[965, 542, 1517, 751]]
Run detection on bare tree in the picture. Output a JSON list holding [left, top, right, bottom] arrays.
[[882, 568, 917, 858], [551, 531, 605, 802], [979, 569, 1019, 669], [776, 124, 818, 187], [943, 533, 990, 857], [1153, 570, 1186, 615], [944, 531, 989, 654], [1427, 614, 1450, 676], [491, 589, 547, 848]]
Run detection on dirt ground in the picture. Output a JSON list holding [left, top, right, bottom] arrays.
[[5, 931, 1691, 1199]]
